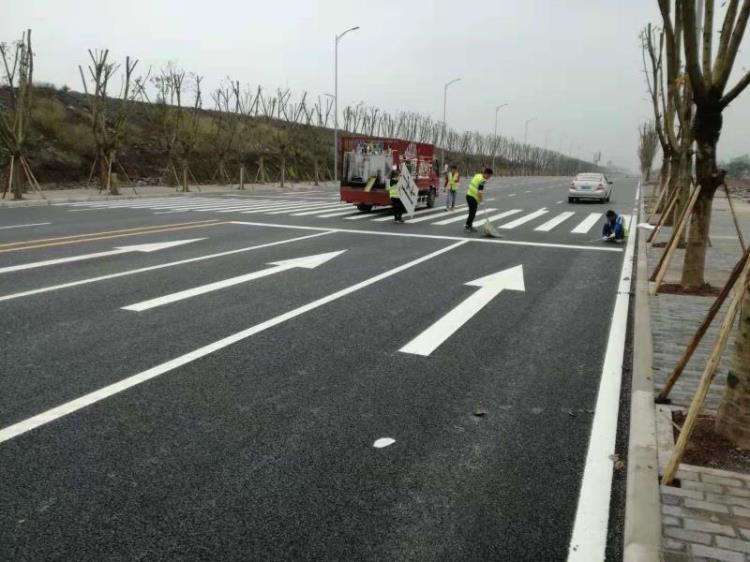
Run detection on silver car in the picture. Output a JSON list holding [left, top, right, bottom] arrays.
[[568, 172, 613, 203]]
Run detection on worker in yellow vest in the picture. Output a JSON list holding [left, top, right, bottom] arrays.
[[465, 168, 493, 232], [389, 169, 405, 223], [445, 165, 460, 210]]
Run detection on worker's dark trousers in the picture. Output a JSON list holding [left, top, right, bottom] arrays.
[[391, 198, 404, 221], [465, 195, 478, 227]]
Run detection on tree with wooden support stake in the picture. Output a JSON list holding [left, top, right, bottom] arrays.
[[0, 29, 44, 201]]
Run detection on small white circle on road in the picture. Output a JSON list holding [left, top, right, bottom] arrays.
[[373, 438, 395, 448]]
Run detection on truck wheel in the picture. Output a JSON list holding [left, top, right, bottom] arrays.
[[426, 189, 436, 208], [357, 203, 373, 213]]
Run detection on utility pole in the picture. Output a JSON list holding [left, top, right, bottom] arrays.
[[334, 26, 359, 183], [441, 77, 461, 172], [492, 103, 508, 172], [523, 117, 536, 176]]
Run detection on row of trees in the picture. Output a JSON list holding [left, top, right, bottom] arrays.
[[0, 31, 597, 198], [640, 1, 750, 449]]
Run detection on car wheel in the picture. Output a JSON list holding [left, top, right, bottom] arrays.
[[568, 197, 575, 203], [357, 203, 373, 213]]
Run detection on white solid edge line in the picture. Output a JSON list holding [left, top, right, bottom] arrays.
[[0, 222, 52, 230], [0, 240, 467, 444], [566, 182, 640, 561], [227, 221, 623, 253], [0, 231, 335, 302]]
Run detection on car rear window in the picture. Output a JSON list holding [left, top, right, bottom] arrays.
[[576, 174, 602, 181]]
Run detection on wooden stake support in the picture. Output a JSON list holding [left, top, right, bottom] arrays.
[[656, 247, 750, 402], [661, 255, 750, 486], [650, 184, 700, 293], [723, 183, 746, 253], [648, 187, 680, 245]]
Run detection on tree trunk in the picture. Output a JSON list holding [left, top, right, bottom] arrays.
[[680, 99, 723, 289], [664, 153, 683, 226], [12, 156, 24, 201], [716, 285, 750, 448], [107, 151, 119, 196]]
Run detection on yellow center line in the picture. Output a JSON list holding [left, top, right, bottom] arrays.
[[0, 222, 228, 254], [0, 219, 221, 250]]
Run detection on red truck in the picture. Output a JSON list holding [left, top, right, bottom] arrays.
[[339, 136, 440, 212]]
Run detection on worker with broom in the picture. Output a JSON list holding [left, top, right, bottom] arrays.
[[389, 167, 406, 223]]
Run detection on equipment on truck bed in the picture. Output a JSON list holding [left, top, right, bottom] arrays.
[[339, 136, 439, 214]]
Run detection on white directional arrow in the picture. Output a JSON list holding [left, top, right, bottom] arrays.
[[399, 265, 525, 356], [0, 239, 206, 274], [122, 250, 347, 312]]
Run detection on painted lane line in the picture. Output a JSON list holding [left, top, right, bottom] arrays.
[[291, 205, 351, 217], [508, 194, 517, 197], [474, 209, 523, 227], [373, 438, 395, 448], [0, 239, 204, 275], [153, 210, 190, 215], [534, 212, 575, 232], [345, 211, 391, 221], [432, 208, 497, 226], [556, 200, 564, 204], [268, 202, 346, 215], [229, 221, 623, 253], [0, 222, 51, 230], [567, 183, 639, 561], [0, 241, 467, 444], [571, 213, 603, 234], [400, 265, 525, 356], [407, 205, 468, 223], [123, 251, 346, 311], [315, 208, 362, 218], [499, 209, 549, 230], [0, 231, 334, 302]]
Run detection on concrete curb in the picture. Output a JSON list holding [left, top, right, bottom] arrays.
[[623, 187, 663, 561]]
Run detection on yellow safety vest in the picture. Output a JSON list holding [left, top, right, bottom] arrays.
[[447, 172, 460, 191], [388, 181, 400, 199], [467, 173, 485, 201]]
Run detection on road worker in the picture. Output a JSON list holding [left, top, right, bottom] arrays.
[[389, 169, 405, 223], [602, 209, 626, 243], [445, 164, 460, 210], [465, 167, 493, 232]]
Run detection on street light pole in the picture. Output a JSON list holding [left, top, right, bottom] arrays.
[[334, 26, 359, 183], [523, 117, 536, 176], [441, 77, 461, 171], [492, 103, 508, 172]]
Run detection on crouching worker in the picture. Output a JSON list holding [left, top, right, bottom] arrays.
[[602, 210, 626, 243], [389, 170, 405, 223]]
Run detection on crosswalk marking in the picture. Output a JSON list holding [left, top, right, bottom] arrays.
[[345, 211, 390, 221], [292, 204, 349, 216], [315, 208, 361, 218], [432, 208, 497, 226], [405, 205, 468, 223], [535, 212, 575, 232], [571, 213, 603, 234], [499, 209, 548, 230], [268, 202, 346, 215], [474, 209, 523, 227]]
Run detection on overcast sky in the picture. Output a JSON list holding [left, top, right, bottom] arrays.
[[3, 0, 749, 170]]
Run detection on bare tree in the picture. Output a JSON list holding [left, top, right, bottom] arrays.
[[678, 0, 750, 290], [79, 49, 140, 195], [0, 29, 40, 200], [638, 120, 660, 181]]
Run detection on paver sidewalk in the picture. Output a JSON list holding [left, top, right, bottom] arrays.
[[643, 186, 750, 561]]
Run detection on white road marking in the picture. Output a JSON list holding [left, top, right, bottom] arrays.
[[373, 438, 395, 448], [241, 202, 319, 214], [345, 211, 390, 221], [508, 194, 517, 197], [230, 221, 623, 253], [571, 213, 603, 234], [291, 204, 350, 216], [153, 210, 190, 215], [474, 209, 523, 227], [499, 209, 548, 229], [0, 222, 51, 230], [315, 208, 361, 218], [535, 212, 575, 232], [432, 208, 497, 226], [0, 239, 205, 275], [567, 184, 639, 562], [123, 251, 346, 311], [407, 205, 467, 223], [0, 232, 334, 302], [524, 190, 532, 193], [267, 201, 344, 215], [556, 200, 564, 204], [0, 241, 467, 444], [400, 265, 525, 356]]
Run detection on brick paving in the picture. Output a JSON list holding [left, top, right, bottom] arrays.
[[646, 187, 750, 560]]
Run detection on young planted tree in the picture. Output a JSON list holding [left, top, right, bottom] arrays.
[[638, 120, 660, 181], [641, 24, 671, 192], [79, 49, 140, 195], [209, 79, 242, 185], [0, 29, 40, 200], [679, 0, 750, 289]]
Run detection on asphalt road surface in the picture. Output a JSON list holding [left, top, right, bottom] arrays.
[[0, 176, 639, 561]]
